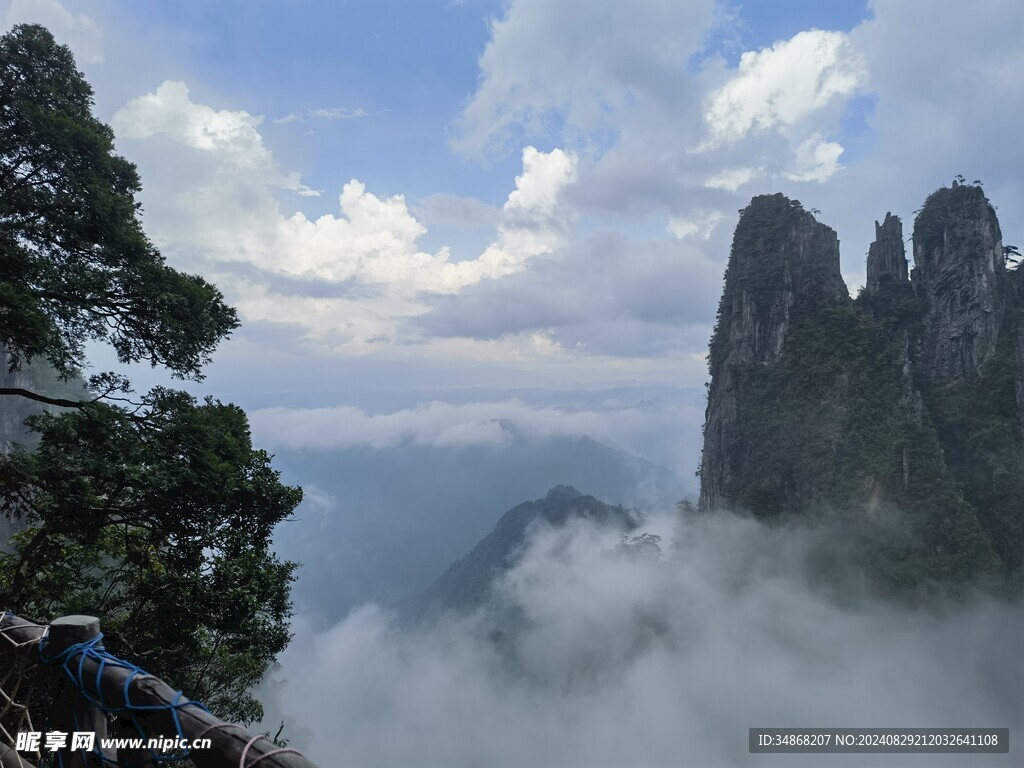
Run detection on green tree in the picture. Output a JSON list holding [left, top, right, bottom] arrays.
[[0, 24, 301, 724], [0, 23, 236, 382], [615, 532, 662, 560]]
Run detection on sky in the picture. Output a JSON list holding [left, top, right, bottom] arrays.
[[5, 0, 1024, 475]]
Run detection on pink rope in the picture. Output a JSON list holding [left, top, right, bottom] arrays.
[[238, 734, 305, 767], [193, 720, 309, 766]]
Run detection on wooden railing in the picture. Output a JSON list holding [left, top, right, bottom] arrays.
[[0, 613, 319, 768]]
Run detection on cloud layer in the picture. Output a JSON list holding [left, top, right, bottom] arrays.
[[250, 392, 705, 476], [264, 512, 1022, 767]]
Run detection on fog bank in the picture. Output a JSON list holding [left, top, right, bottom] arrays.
[[262, 512, 1022, 767]]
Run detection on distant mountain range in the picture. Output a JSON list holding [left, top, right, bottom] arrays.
[[399, 485, 639, 622], [271, 430, 688, 619]]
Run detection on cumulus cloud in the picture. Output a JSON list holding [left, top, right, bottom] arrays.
[[703, 29, 866, 148], [453, 0, 716, 157], [222, 146, 577, 348], [784, 135, 845, 183], [3, 0, 103, 64], [262, 512, 1022, 767], [471, 146, 578, 283], [113, 80, 583, 351], [686, 28, 869, 189], [114, 81, 320, 196], [704, 166, 755, 191], [452, 0, 868, 218]]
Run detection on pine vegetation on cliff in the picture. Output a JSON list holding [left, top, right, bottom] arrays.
[[699, 182, 1023, 590]]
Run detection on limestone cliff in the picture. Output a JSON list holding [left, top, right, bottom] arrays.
[[699, 194, 848, 513], [698, 182, 1023, 586], [866, 212, 908, 290], [912, 184, 1006, 386]]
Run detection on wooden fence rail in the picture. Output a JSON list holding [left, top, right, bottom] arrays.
[[0, 613, 320, 768]]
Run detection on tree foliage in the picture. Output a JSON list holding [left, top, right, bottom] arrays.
[[0, 24, 300, 724], [0, 23, 237, 379]]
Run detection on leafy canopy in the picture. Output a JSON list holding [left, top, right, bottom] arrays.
[[0, 23, 237, 379], [0, 25, 301, 725]]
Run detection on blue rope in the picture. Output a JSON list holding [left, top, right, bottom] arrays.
[[33, 629, 212, 767]]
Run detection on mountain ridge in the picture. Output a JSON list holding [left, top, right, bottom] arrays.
[[398, 485, 640, 622], [698, 182, 1023, 587]]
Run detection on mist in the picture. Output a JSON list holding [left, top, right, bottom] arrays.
[[260, 511, 1022, 767]]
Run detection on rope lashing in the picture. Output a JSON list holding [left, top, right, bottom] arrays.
[[37, 632, 207, 765]]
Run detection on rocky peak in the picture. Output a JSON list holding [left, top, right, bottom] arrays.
[[866, 212, 908, 290], [697, 181, 1023, 586], [402, 487, 638, 621], [911, 183, 1005, 386], [708, 194, 847, 371], [700, 194, 848, 513]]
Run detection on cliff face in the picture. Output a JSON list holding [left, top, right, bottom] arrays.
[[912, 184, 1005, 386], [866, 212, 908, 290], [699, 183, 1023, 585], [699, 195, 848, 513]]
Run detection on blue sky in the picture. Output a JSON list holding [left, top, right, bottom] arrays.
[[4, 0, 1023, 477]]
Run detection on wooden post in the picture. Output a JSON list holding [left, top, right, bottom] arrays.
[[2, 613, 318, 768], [47, 616, 108, 768]]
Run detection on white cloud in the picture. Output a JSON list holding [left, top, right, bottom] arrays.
[[275, 106, 378, 124], [249, 397, 703, 455], [263, 514, 1023, 767], [114, 81, 320, 197], [667, 210, 724, 240], [3, 0, 103, 64], [453, 0, 716, 157], [785, 135, 845, 182], [504, 146, 577, 220], [113, 81, 580, 351], [309, 106, 372, 120], [704, 166, 754, 191], [256, 146, 575, 296], [703, 29, 866, 147]]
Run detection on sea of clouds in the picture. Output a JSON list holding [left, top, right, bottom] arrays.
[[260, 511, 1022, 768]]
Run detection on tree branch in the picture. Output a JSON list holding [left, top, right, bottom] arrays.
[[0, 387, 85, 408]]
